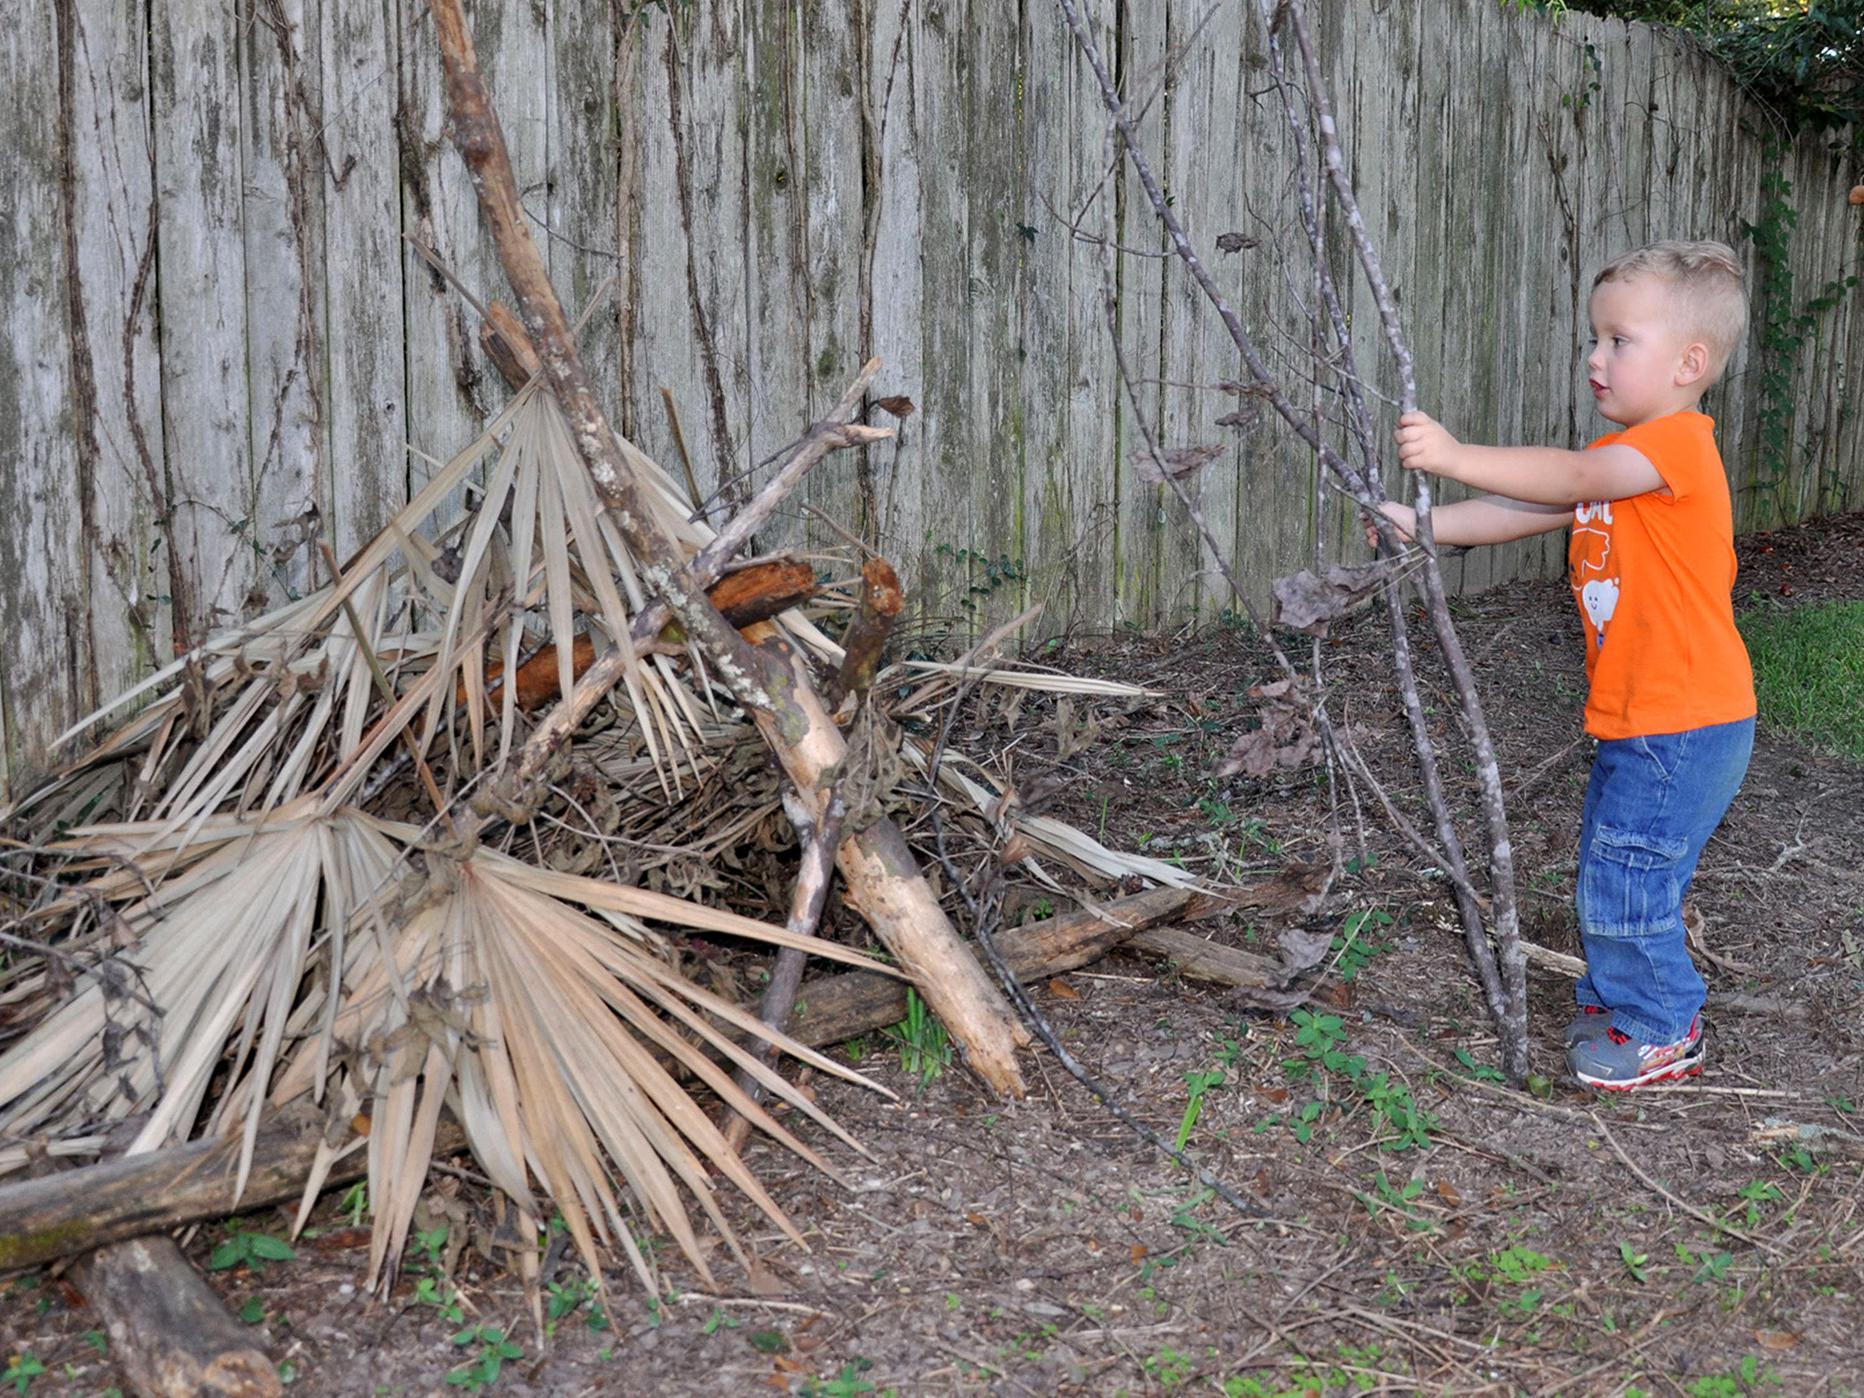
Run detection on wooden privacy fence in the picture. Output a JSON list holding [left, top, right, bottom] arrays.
[[2, 0, 1860, 792]]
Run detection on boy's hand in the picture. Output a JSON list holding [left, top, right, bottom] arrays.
[[1363, 501, 1416, 551], [1395, 411, 1464, 478]]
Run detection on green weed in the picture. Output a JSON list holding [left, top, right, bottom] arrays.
[[1176, 1069, 1226, 1150], [447, 1326, 523, 1390], [413, 1276, 466, 1325], [1356, 1170, 1435, 1233], [1686, 1353, 1781, 1397], [886, 988, 952, 1087], [3, 1353, 44, 1395], [207, 1230, 296, 1274], [1618, 1240, 1649, 1283], [801, 1359, 877, 1397], [1330, 907, 1393, 983]]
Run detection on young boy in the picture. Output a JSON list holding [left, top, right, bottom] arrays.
[[1374, 240, 1756, 1090]]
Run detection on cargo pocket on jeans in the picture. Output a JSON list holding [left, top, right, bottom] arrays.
[[1578, 824, 1687, 938]]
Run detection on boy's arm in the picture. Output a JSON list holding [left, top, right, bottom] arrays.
[[1372, 496, 1570, 549], [1396, 412, 1664, 504]]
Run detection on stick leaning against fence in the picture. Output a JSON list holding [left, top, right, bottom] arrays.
[[1054, 0, 1530, 1080], [428, 0, 1028, 1097]]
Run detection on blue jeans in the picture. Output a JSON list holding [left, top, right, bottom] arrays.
[[1573, 717, 1754, 1044]]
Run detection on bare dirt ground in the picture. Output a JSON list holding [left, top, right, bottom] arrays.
[[5, 512, 1862, 1397]]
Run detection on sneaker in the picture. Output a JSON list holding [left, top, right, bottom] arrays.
[[1560, 1004, 1612, 1048], [1568, 1018, 1703, 1090]]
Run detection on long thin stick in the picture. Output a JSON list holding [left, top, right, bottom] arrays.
[[430, 0, 1027, 1096], [1055, 0, 1529, 1079]]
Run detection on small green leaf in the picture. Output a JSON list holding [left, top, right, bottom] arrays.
[[248, 1235, 296, 1262]]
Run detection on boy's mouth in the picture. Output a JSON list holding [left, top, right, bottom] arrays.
[[1589, 378, 1608, 397]]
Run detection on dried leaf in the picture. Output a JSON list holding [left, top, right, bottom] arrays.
[[1271, 560, 1400, 636], [1134, 443, 1224, 486], [871, 394, 916, 419], [1226, 925, 1335, 1012], [1212, 679, 1322, 779], [1755, 1330, 1799, 1350], [1046, 978, 1082, 1000], [1436, 1179, 1464, 1206]]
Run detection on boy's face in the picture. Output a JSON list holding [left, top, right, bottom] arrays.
[[1586, 276, 1707, 427]]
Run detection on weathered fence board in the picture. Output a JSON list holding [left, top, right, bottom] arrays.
[[3, 0, 1861, 792]]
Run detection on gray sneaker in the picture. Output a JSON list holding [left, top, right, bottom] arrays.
[[1561, 1005, 1612, 1049], [1568, 1018, 1704, 1091]]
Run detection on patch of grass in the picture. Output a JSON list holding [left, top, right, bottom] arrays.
[[1739, 600, 1864, 759]]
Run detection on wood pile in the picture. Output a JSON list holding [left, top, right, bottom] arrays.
[[0, 4, 1337, 1390]]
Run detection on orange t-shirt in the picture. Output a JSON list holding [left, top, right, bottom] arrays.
[[1567, 410, 1755, 740]]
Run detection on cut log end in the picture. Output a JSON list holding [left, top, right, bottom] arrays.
[[73, 1236, 283, 1398]]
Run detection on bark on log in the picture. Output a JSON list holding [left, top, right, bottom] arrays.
[[71, 1237, 281, 1398], [750, 631, 1030, 1093]]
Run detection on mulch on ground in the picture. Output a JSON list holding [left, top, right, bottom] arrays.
[[4, 512, 1861, 1396]]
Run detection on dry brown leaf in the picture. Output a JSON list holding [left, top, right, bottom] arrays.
[[1436, 1179, 1463, 1206], [1213, 678, 1322, 779], [1755, 1330, 1800, 1350], [1271, 560, 1399, 636], [1046, 978, 1082, 1000]]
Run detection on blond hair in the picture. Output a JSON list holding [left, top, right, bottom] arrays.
[[1593, 240, 1749, 383]]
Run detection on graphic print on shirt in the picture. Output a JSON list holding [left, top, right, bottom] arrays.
[[1570, 499, 1618, 648]]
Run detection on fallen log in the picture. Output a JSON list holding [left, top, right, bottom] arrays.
[[780, 885, 1201, 1047], [0, 885, 1204, 1269], [1129, 925, 1292, 989], [0, 1107, 378, 1275], [71, 1237, 281, 1398]]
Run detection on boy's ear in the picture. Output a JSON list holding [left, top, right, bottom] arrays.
[[1674, 340, 1710, 387]]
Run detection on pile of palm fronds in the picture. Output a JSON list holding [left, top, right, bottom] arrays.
[[0, 372, 1177, 1301]]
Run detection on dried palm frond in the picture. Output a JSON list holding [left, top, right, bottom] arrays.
[[255, 836, 890, 1294], [0, 803, 409, 1200]]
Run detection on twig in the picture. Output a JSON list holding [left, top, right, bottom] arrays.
[[1590, 1112, 1784, 1256], [660, 386, 705, 517]]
